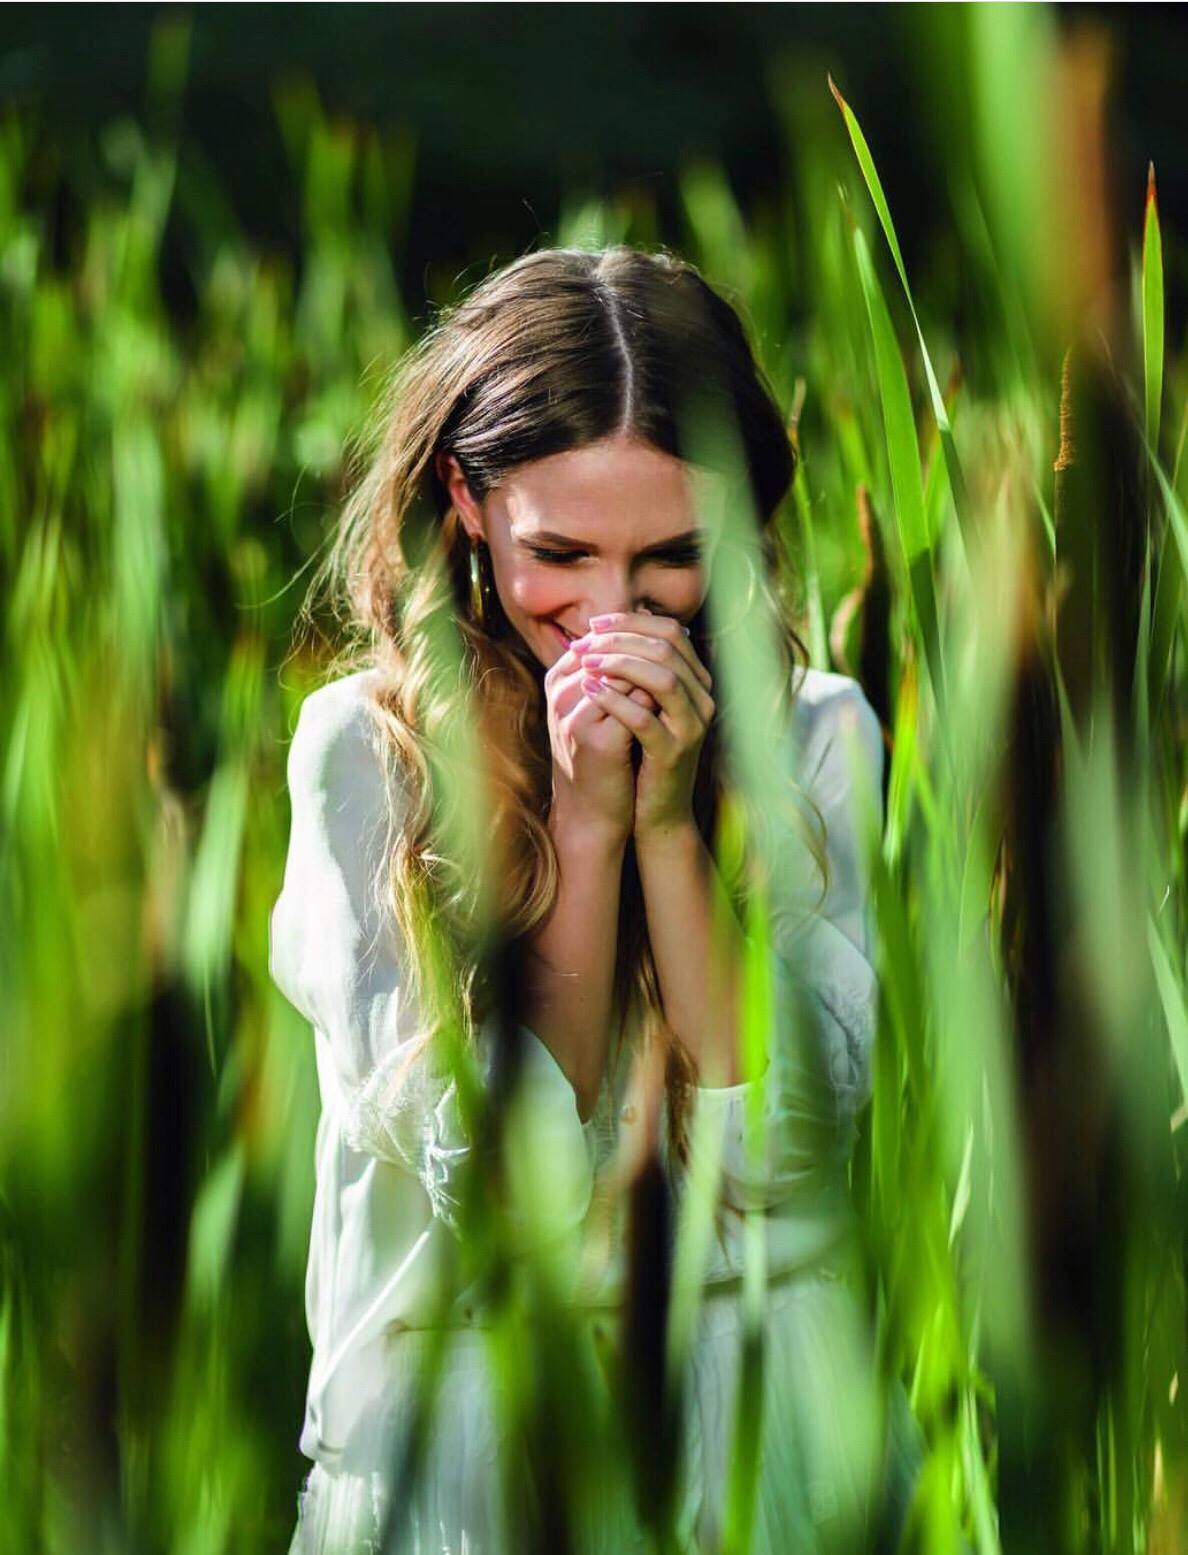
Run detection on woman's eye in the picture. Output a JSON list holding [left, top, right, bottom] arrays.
[[526, 546, 703, 567], [527, 547, 583, 564]]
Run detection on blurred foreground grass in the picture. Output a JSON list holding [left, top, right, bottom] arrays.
[[2, 9, 1187, 1553]]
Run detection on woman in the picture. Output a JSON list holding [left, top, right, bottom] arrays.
[[270, 245, 921, 1553]]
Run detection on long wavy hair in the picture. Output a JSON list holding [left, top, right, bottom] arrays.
[[299, 243, 831, 1212]]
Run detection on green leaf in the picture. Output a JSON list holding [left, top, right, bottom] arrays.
[[1144, 438, 1188, 640], [851, 220, 946, 711], [1148, 915, 1188, 1114], [1142, 417, 1188, 728], [185, 1143, 246, 1313], [1142, 162, 1164, 455], [851, 227, 928, 563], [830, 74, 972, 554]]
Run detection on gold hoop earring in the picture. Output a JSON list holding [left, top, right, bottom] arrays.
[[468, 536, 501, 635]]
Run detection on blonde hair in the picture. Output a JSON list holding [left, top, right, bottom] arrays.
[[297, 243, 830, 1220]]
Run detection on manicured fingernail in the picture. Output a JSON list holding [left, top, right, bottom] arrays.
[[582, 675, 605, 694], [582, 653, 604, 667], [570, 633, 591, 649], [589, 615, 614, 629]]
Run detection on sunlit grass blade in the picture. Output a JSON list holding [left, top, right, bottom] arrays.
[[1141, 164, 1181, 710], [1142, 162, 1164, 456], [1148, 520, 1183, 714], [555, 191, 630, 250], [1133, 522, 1152, 779], [1173, 400, 1188, 492], [720, 1320, 763, 1555], [679, 159, 759, 312], [1148, 914, 1188, 1120], [851, 220, 947, 718], [1143, 438, 1188, 640], [829, 74, 973, 557], [719, 891, 770, 1555], [786, 384, 830, 670], [952, 173, 1042, 400]]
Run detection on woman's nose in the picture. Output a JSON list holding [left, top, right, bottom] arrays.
[[585, 595, 656, 620]]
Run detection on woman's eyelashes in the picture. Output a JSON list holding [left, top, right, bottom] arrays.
[[525, 544, 703, 567]]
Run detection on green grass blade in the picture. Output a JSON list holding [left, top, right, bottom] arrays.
[[1147, 914, 1188, 1114], [828, 75, 911, 303], [851, 228, 928, 563], [1142, 162, 1164, 456], [851, 220, 947, 713], [830, 74, 972, 554], [1144, 440, 1188, 636], [1144, 432, 1188, 712], [1172, 399, 1188, 492], [1148, 535, 1183, 713]]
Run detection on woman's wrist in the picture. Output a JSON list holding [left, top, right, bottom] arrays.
[[525, 791, 628, 1122], [548, 794, 631, 858], [632, 814, 700, 855]]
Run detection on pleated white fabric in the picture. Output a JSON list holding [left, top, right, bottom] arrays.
[[676, 1245, 927, 1555], [287, 1326, 507, 1555], [286, 1274, 925, 1555], [287, 1316, 650, 1555], [271, 662, 925, 1554]]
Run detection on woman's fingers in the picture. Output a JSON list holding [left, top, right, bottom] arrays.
[[576, 611, 713, 693], [580, 675, 672, 755], [625, 685, 659, 711], [578, 650, 714, 728], [554, 647, 659, 713]]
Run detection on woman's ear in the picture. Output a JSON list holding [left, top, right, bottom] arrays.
[[436, 452, 484, 542]]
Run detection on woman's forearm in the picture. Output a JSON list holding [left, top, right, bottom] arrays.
[[635, 820, 745, 1089], [522, 803, 626, 1122]]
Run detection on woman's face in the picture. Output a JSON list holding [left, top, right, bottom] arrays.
[[438, 433, 727, 667]]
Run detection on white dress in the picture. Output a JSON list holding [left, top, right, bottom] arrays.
[[269, 665, 922, 1554]]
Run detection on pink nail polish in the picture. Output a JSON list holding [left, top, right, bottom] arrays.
[[582, 675, 604, 694], [582, 653, 604, 667], [589, 615, 614, 629]]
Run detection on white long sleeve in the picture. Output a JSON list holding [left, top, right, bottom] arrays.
[[692, 674, 885, 1212], [269, 673, 594, 1245]]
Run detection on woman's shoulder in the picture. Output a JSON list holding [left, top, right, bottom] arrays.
[[791, 666, 883, 789], [293, 665, 386, 729], [789, 668, 885, 957], [285, 667, 391, 806]]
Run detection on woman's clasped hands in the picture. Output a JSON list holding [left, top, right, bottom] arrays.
[[561, 609, 715, 840]]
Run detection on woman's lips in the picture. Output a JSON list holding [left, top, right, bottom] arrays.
[[551, 623, 576, 650]]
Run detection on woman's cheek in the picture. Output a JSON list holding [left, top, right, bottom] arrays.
[[657, 573, 707, 622], [499, 558, 707, 622], [508, 570, 571, 617], [680, 573, 708, 613]]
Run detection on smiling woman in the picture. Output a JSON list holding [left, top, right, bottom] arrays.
[[273, 243, 920, 1553], [436, 434, 720, 671]]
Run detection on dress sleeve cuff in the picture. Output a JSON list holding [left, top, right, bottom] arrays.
[[693, 1055, 772, 1100]]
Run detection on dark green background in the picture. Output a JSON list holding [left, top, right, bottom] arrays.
[[3, 3, 1185, 321]]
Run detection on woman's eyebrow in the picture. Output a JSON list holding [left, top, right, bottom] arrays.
[[513, 528, 702, 556]]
